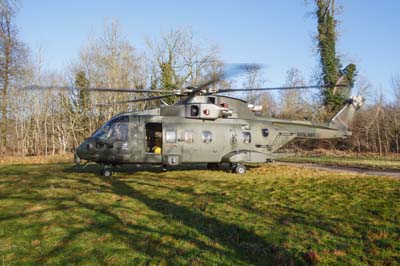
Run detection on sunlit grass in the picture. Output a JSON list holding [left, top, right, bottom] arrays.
[[282, 155, 400, 170], [0, 163, 399, 266]]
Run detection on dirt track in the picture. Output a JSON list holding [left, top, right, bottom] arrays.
[[278, 162, 400, 178]]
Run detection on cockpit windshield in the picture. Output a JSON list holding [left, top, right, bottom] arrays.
[[92, 115, 129, 141]]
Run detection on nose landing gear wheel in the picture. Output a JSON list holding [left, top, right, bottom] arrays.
[[101, 168, 112, 177], [232, 164, 246, 174]]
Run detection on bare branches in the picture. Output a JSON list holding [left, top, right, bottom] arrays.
[[392, 75, 400, 105], [146, 28, 221, 90], [0, 0, 30, 153]]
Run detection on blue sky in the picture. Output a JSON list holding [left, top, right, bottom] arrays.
[[17, 0, 400, 97]]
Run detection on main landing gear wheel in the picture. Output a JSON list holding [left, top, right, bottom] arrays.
[[232, 164, 246, 174], [101, 168, 112, 177]]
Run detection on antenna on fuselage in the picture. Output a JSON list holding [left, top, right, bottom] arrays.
[[160, 99, 169, 106]]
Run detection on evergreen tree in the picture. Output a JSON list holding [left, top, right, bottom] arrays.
[[316, 0, 357, 113], [74, 71, 91, 139], [160, 62, 174, 91], [160, 62, 177, 104], [75, 70, 90, 113]]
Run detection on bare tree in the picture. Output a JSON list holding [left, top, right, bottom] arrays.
[[257, 92, 277, 117], [147, 28, 221, 91], [72, 19, 145, 143], [279, 68, 312, 119], [242, 65, 263, 104], [392, 75, 400, 105], [0, 0, 30, 153]]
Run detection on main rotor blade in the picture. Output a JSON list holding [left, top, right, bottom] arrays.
[[97, 94, 176, 106], [84, 88, 171, 93], [22, 85, 170, 93], [195, 76, 220, 91], [217, 84, 346, 93], [226, 63, 262, 76]]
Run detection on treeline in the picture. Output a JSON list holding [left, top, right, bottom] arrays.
[[1, 1, 222, 155], [252, 70, 400, 155], [4, 22, 221, 155], [1, 0, 399, 156], [351, 82, 400, 154], [284, 89, 400, 155]]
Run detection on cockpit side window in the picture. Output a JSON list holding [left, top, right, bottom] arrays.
[[110, 123, 128, 141], [92, 115, 129, 141]]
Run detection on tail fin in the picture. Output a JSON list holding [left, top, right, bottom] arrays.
[[329, 95, 365, 132]]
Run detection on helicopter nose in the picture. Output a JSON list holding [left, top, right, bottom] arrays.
[[76, 139, 94, 160], [75, 142, 85, 160]]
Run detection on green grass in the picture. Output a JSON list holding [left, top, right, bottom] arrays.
[[281, 155, 400, 170], [0, 163, 399, 266]]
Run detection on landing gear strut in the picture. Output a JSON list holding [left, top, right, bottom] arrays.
[[232, 164, 246, 174]]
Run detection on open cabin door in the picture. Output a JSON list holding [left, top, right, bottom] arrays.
[[143, 122, 163, 164]]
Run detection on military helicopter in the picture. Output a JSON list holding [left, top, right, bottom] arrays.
[[29, 65, 365, 176]]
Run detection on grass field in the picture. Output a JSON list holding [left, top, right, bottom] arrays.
[[0, 162, 399, 266], [281, 155, 400, 170]]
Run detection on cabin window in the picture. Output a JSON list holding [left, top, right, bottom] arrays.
[[242, 132, 251, 144], [165, 130, 177, 143], [190, 105, 199, 116], [202, 131, 212, 144], [184, 131, 194, 143], [207, 97, 216, 104], [262, 128, 269, 137]]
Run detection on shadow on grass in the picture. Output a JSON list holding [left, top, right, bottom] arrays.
[[106, 177, 303, 266], [38, 198, 224, 266], [62, 164, 304, 265]]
